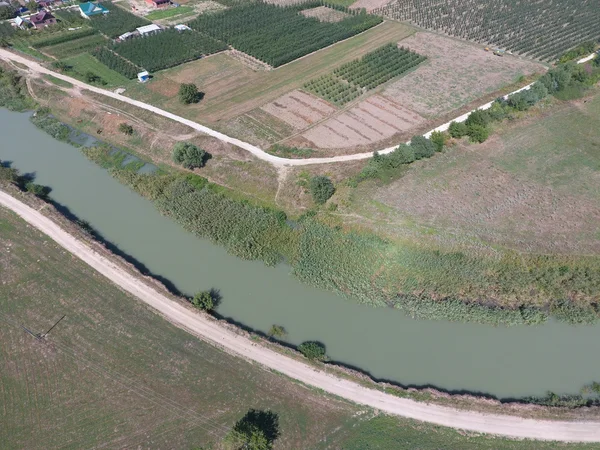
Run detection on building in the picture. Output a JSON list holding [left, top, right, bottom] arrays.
[[174, 24, 190, 32], [137, 71, 149, 83], [118, 31, 135, 41], [30, 11, 57, 29], [136, 24, 161, 36], [14, 16, 31, 30], [79, 2, 109, 19], [145, 0, 169, 7]]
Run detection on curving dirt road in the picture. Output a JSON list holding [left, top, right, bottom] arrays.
[[2, 189, 600, 442], [5, 48, 594, 167]]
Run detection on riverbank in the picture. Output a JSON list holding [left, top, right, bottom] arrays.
[[4, 184, 600, 442]]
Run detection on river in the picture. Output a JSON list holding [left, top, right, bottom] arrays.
[[1, 108, 599, 399]]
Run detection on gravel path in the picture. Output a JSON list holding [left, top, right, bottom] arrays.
[[2, 189, 600, 442]]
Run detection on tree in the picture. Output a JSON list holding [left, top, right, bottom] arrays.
[[191, 291, 214, 311], [465, 109, 490, 128], [52, 61, 73, 72], [267, 324, 287, 340], [389, 144, 415, 166], [429, 130, 448, 152], [0, 6, 14, 20], [225, 409, 279, 450], [448, 121, 468, 138], [309, 176, 335, 204], [172, 142, 208, 169], [25, 182, 51, 200], [84, 71, 101, 83], [466, 124, 489, 143], [118, 123, 134, 135], [410, 135, 436, 159], [178, 83, 204, 104], [26, 0, 38, 12], [298, 341, 326, 360]]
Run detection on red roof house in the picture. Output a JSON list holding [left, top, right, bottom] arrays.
[[30, 11, 56, 29], [145, 0, 169, 7]]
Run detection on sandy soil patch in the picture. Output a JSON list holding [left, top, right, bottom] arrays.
[[301, 94, 425, 148], [350, 0, 392, 12], [300, 6, 350, 22], [147, 78, 180, 97], [261, 90, 336, 130], [382, 32, 545, 118]]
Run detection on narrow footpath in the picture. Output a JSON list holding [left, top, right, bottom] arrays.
[[2, 189, 600, 442]]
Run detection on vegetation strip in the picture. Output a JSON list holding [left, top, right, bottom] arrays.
[[3, 190, 600, 442]]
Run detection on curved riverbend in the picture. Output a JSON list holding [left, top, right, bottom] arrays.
[[2, 110, 600, 401]]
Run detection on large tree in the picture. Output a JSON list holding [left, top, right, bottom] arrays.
[[309, 175, 335, 205], [172, 142, 208, 169], [225, 409, 279, 450], [178, 83, 204, 104]]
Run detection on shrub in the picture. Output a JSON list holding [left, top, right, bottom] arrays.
[[298, 341, 326, 360], [551, 299, 598, 325], [178, 83, 204, 104], [118, 123, 134, 135], [466, 123, 489, 143], [429, 130, 448, 152], [309, 176, 335, 204], [448, 121, 468, 138], [267, 324, 287, 339], [25, 182, 50, 200], [172, 142, 208, 169], [410, 135, 436, 159], [191, 290, 215, 311], [225, 409, 279, 450], [465, 109, 490, 127]]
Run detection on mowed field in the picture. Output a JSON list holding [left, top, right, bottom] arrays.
[[0, 207, 358, 449], [370, 92, 600, 255]]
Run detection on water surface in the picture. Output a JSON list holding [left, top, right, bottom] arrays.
[[1, 108, 599, 398]]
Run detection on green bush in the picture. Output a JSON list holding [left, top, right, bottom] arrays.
[[429, 130, 448, 152], [309, 176, 335, 204], [448, 121, 468, 138], [298, 341, 326, 360], [172, 142, 208, 169], [178, 83, 204, 104], [465, 109, 490, 128], [410, 135, 436, 159], [466, 124, 489, 143], [191, 290, 215, 311], [118, 123, 134, 135], [30, 111, 70, 141]]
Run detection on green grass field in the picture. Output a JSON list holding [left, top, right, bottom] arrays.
[[145, 5, 194, 20], [43, 34, 108, 59], [1, 199, 596, 449], [43, 74, 74, 89], [62, 53, 131, 88]]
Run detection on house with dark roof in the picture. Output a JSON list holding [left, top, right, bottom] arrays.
[[145, 0, 169, 7], [30, 11, 56, 29]]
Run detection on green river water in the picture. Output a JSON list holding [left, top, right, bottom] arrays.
[[1, 109, 599, 399]]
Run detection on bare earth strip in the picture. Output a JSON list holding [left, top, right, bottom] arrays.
[[261, 90, 336, 130], [2, 190, 600, 442]]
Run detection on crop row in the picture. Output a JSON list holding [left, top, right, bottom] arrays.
[[44, 34, 108, 59], [304, 43, 426, 105], [188, 1, 382, 67], [374, 0, 600, 61], [90, 2, 151, 39], [92, 46, 141, 79], [109, 29, 227, 72], [29, 28, 98, 48]]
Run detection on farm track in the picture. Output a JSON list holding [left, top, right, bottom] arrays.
[[3, 189, 600, 442], [4, 48, 595, 167]]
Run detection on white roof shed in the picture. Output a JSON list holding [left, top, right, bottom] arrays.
[[136, 24, 162, 36]]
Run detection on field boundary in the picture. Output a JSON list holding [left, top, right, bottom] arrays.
[[2, 188, 600, 442]]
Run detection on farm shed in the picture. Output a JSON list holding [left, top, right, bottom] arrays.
[[145, 0, 169, 7], [174, 24, 190, 31], [119, 31, 135, 41], [29, 11, 56, 29], [79, 2, 109, 19], [137, 71, 149, 82], [136, 24, 161, 36]]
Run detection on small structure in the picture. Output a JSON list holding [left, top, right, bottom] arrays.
[[136, 24, 161, 36], [14, 16, 31, 30], [79, 2, 109, 19], [30, 11, 57, 29], [137, 71, 149, 83], [174, 24, 190, 32], [145, 0, 169, 7], [118, 31, 135, 41]]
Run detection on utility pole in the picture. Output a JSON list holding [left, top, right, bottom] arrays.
[[41, 315, 66, 338]]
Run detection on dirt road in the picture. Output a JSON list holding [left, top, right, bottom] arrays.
[[4, 48, 593, 167], [2, 190, 600, 442]]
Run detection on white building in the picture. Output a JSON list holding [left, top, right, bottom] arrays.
[[136, 24, 162, 36]]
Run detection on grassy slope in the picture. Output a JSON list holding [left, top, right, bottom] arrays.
[[62, 53, 130, 88], [123, 20, 414, 123], [1, 199, 596, 449]]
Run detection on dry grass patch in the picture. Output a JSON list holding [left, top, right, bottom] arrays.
[[300, 6, 350, 22]]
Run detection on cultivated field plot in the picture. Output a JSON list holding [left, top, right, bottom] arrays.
[[188, 2, 382, 67], [301, 94, 425, 148], [0, 208, 359, 449], [261, 89, 336, 130], [124, 20, 414, 124], [381, 32, 545, 118], [375, 0, 600, 61], [90, 2, 151, 38], [300, 5, 350, 22], [374, 93, 600, 255], [42, 34, 108, 60]]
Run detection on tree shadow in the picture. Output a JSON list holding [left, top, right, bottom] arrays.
[[234, 409, 279, 446]]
